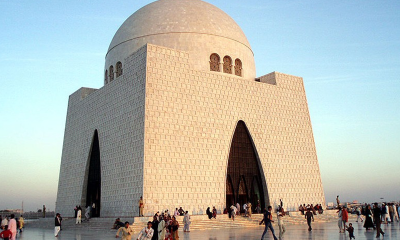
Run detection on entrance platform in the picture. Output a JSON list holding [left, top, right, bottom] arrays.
[[25, 210, 340, 232], [19, 219, 400, 239]]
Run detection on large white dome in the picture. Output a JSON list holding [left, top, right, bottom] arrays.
[[105, 0, 256, 80]]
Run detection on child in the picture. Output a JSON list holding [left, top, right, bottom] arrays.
[[346, 223, 355, 239], [0, 225, 13, 240]]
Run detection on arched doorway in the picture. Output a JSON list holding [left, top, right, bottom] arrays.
[[238, 176, 248, 206], [226, 175, 235, 208], [250, 176, 262, 213], [85, 130, 101, 217], [226, 121, 266, 212]]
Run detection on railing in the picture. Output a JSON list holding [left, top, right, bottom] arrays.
[[0, 211, 55, 219]]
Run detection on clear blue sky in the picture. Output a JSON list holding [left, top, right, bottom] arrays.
[[0, 0, 399, 211]]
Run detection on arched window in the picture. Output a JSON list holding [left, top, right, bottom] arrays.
[[210, 53, 220, 72], [109, 65, 114, 82], [235, 59, 242, 77], [104, 70, 108, 84], [116, 62, 123, 77], [223, 56, 232, 74]]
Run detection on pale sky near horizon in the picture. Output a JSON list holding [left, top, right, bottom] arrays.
[[0, 0, 399, 212]]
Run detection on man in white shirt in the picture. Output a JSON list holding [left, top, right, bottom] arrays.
[[394, 204, 400, 222], [277, 207, 286, 239], [8, 215, 17, 240], [137, 221, 154, 240], [116, 221, 134, 240], [1, 216, 8, 229], [183, 211, 191, 232]]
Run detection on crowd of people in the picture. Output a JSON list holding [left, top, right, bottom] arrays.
[[334, 201, 400, 239], [0, 214, 24, 240], [52, 197, 400, 240], [298, 203, 324, 215], [114, 210, 190, 240], [73, 205, 92, 222], [226, 201, 261, 220]]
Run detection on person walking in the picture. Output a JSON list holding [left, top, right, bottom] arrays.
[[277, 207, 286, 239], [342, 207, 349, 232], [305, 208, 314, 231], [18, 215, 24, 233], [183, 211, 190, 232], [356, 206, 364, 222], [393, 203, 399, 222], [381, 203, 387, 224], [54, 213, 62, 237], [136, 221, 154, 240], [363, 205, 375, 230], [373, 203, 385, 238], [85, 206, 91, 221], [259, 206, 278, 240], [347, 223, 355, 239], [337, 207, 343, 233], [230, 205, 236, 221], [116, 221, 135, 240], [389, 203, 394, 223]]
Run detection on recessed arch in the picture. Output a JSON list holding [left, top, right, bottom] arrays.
[[237, 175, 248, 205], [223, 56, 232, 74], [210, 53, 220, 72], [250, 176, 262, 212], [116, 61, 123, 77], [109, 65, 114, 82], [226, 174, 235, 208], [104, 70, 108, 84], [226, 121, 268, 211], [234, 58, 242, 77]]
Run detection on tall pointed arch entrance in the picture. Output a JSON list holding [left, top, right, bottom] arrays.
[[226, 121, 266, 212], [84, 130, 101, 217]]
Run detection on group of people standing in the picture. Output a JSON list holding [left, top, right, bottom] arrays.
[[0, 214, 23, 240]]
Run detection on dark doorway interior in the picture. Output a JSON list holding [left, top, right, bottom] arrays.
[[86, 130, 101, 217], [226, 121, 265, 212]]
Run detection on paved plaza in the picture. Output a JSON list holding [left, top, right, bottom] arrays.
[[18, 221, 399, 240]]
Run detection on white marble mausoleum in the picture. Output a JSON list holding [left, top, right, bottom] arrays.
[[56, 0, 325, 217]]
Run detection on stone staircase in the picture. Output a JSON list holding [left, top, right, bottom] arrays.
[[25, 210, 352, 233]]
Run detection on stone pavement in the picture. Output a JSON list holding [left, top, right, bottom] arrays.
[[19, 219, 400, 240]]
